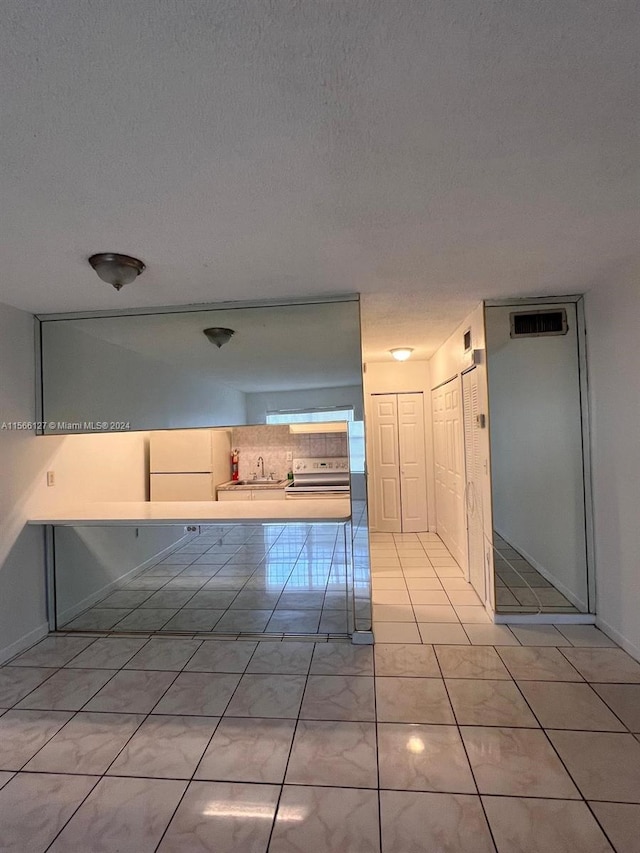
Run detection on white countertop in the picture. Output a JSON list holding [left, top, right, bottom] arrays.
[[27, 499, 352, 527]]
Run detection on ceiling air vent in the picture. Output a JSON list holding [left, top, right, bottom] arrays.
[[510, 308, 568, 338]]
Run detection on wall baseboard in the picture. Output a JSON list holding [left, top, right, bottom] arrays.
[[0, 621, 49, 665], [56, 531, 196, 627], [595, 615, 640, 664]]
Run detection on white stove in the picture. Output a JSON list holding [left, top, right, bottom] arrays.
[[285, 457, 350, 499]]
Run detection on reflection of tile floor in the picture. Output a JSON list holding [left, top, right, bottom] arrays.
[[370, 532, 500, 645], [1, 629, 638, 851], [60, 523, 352, 637], [493, 533, 579, 614]]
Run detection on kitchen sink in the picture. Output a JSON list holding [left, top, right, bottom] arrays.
[[231, 479, 285, 486]]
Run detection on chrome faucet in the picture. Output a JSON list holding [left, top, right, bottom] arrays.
[[257, 456, 265, 478]]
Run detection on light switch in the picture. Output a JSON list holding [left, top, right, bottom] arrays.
[[46, 471, 55, 487]]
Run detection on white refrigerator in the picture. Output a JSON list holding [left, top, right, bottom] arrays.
[[149, 429, 231, 501]]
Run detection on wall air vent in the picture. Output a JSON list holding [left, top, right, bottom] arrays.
[[510, 308, 568, 338]]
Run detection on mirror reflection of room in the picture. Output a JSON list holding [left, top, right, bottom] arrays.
[[486, 302, 590, 614]]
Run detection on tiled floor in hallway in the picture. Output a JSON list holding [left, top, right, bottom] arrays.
[[1, 628, 639, 852]]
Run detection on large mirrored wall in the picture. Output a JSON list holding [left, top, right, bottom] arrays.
[[39, 296, 371, 638], [486, 300, 591, 615]]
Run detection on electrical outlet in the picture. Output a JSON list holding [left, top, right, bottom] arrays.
[[46, 471, 55, 487], [286, 451, 293, 461]]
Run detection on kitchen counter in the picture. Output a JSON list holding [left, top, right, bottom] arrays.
[[217, 479, 288, 492], [28, 499, 351, 527]]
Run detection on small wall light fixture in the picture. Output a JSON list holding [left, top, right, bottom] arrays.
[[203, 327, 235, 348], [88, 253, 146, 291], [390, 347, 414, 361]]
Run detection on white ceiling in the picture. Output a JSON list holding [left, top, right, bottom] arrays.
[[1, 1, 638, 359]]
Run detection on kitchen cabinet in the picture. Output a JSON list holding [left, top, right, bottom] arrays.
[[218, 488, 286, 501]]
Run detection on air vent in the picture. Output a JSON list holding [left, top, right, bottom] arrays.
[[463, 329, 472, 351], [510, 309, 568, 338]]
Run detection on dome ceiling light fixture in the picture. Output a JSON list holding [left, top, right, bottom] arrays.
[[203, 327, 235, 348], [390, 347, 414, 361], [88, 253, 146, 291]]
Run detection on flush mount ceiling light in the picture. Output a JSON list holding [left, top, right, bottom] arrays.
[[203, 327, 235, 348], [88, 253, 146, 291], [390, 347, 414, 361]]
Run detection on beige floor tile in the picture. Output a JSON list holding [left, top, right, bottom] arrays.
[[374, 643, 440, 677], [510, 625, 571, 646], [447, 679, 539, 727], [378, 723, 475, 792], [548, 730, 640, 802], [413, 604, 459, 623], [401, 566, 438, 577], [497, 647, 583, 681], [589, 802, 640, 853], [49, 777, 187, 853], [157, 781, 278, 853], [376, 676, 454, 724], [560, 648, 640, 683], [408, 590, 450, 605], [226, 674, 306, 719], [555, 625, 617, 647], [300, 675, 376, 722], [461, 726, 580, 798], [592, 684, 640, 732], [286, 720, 377, 788], [435, 645, 511, 680], [434, 566, 465, 577], [440, 577, 475, 591], [270, 786, 380, 853], [152, 672, 240, 716], [0, 772, 98, 853], [418, 623, 470, 645], [373, 622, 422, 643], [404, 577, 443, 590], [454, 605, 491, 623], [483, 796, 614, 853], [517, 681, 626, 731], [446, 590, 483, 606], [310, 643, 374, 676], [372, 604, 416, 622], [195, 717, 295, 784], [462, 624, 519, 645], [370, 578, 408, 590], [380, 790, 494, 853], [0, 709, 74, 770], [372, 590, 411, 605]]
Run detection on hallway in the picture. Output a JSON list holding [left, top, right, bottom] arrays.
[[0, 626, 639, 851]]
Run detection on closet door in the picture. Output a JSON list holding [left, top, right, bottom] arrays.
[[463, 369, 486, 600], [370, 394, 402, 532], [398, 393, 429, 532]]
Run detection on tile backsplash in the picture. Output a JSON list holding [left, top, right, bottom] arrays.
[[232, 425, 348, 481]]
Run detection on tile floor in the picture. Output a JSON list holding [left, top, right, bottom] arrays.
[[370, 531, 505, 644], [60, 523, 353, 637], [1, 629, 639, 851], [493, 533, 579, 614]]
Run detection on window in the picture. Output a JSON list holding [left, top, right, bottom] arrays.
[[265, 407, 365, 473]]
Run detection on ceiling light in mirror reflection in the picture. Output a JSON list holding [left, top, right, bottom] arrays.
[[390, 347, 414, 361], [407, 735, 425, 754]]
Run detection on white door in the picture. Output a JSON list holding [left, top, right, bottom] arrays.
[[463, 369, 486, 600], [431, 378, 466, 570], [370, 395, 402, 532], [398, 393, 429, 532]]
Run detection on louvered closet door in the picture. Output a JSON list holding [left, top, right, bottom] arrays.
[[463, 369, 486, 600], [370, 394, 402, 532], [432, 378, 466, 571], [398, 394, 429, 532]]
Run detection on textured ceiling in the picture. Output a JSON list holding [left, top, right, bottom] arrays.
[[1, 1, 638, 359]]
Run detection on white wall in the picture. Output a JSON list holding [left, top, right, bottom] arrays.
[[42, 323, 248, 432], [486, 303, 588, 610], [245, 385, 364, 424], [363, 360, 434, 530], [587, 278, 640, 659], [0, 303, 55, 661]]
